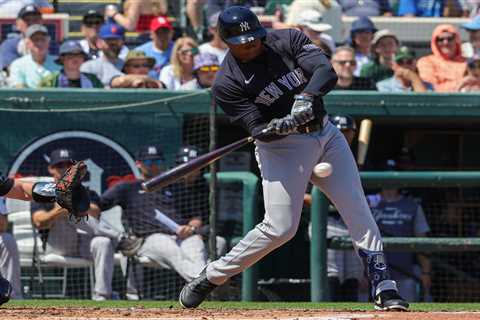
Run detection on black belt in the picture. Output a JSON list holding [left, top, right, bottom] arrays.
[[297, 120, 323, 134]]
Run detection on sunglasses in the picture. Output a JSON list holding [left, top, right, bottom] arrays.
[[179, 47, 199, 56], [127, 63, 151, 68], [468, 60, 480, 69], [436, 35, 455, 43], [142, 159, 164, 166], [198, 65, 220, 72], [333, 60, 356, 66]]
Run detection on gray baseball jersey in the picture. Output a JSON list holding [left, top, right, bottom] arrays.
[[206, 28, 399, 299]]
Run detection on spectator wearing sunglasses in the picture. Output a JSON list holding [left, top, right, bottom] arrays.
[[417, 24, 466, 92], [332, 46, 376, 90], [180, 53, 220, 90], [457, 55, 480, 92], [159, 37, 199, 90], [377, 47, 431, 92], [111, 50, 163, 88]]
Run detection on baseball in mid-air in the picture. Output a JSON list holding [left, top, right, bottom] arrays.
[[313, 162, 333, 178]]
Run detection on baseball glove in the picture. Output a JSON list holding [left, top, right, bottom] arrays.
[[55, 161, 90, 220]]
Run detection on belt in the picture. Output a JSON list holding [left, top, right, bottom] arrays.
[[297, 115, 327, 134]]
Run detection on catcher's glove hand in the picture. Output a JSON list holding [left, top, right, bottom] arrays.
[[55, 161, 90, 220]]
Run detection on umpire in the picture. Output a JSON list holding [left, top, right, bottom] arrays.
[[179, 6, 408, 311]]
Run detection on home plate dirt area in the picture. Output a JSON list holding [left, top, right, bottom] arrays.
[[2, 308, 480, 320]]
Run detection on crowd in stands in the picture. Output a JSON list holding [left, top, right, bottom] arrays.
[[0, 0, 477, 302], [1, 1, 480, 92]]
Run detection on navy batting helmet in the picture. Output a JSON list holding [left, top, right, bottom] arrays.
[[176, 145, 201, 164], [329, 115, 357, 131], [218, 6, 267, 45]]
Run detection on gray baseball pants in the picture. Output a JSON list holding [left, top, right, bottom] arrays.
[[207, 121, 397, 295]]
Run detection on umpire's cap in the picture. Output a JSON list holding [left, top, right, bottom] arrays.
[[329, 115, 357, 131], [218, 6, 266, 45], [176, 145, 200, 164]]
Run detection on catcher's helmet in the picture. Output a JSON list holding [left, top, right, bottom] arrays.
[[329, 115, 357, 131], [218, 6, 267, 45], [176, 145, 201, 164]]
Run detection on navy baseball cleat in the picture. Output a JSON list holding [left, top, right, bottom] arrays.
[[374, 290, 409, 311], [0, 276, 12, 306], [179, 270, 217, 308]]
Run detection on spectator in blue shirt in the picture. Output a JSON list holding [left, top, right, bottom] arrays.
[[134, 16, 174, 79], [0, 5, 42, 71], [349, 16, 377, 76]]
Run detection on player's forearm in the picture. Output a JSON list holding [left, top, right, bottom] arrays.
[[32, 207, 67, 229], [5, 180, 34, 201], [303, 65, 338, 97]]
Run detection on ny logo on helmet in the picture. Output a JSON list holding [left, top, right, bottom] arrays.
[[240, 21, 250, 32]]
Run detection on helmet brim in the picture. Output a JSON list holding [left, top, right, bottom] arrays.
[[224, 27, 267, 45]]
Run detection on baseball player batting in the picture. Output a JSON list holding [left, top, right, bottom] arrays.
[[179, 6, 408, 311]]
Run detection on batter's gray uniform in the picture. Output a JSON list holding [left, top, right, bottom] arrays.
[[31, 192, 119, 300], [0, 197, 22, 299], [206, 28, 400, 299]]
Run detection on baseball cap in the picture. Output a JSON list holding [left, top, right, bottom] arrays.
[[98, 22, 125, 40], [176, 145, 200, 164], [55, 40, 88, 65], [350, 16, 377, 34], [18, 5, 41, 19], [208, 11, 221, 28], [462, 15, 480, 31], [394, 46, 415, 62], [25, 24, 48, 39], [372, 29, 399, 46], [295, 9, 332, 33], [48, 149, 75, 166], [193, 53, 219, 71], [135, 145, 164, 161], [83, 9, 104, 24], [150, 16, 173, 32]]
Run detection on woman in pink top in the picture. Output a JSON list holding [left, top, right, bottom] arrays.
[[417, 24, 466, 92]]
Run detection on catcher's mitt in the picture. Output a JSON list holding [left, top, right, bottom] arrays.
[[55, 161, 90, 220]]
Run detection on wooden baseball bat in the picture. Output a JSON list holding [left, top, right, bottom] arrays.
[[142, 128, 272, 192], [357, 119, 372, 166]]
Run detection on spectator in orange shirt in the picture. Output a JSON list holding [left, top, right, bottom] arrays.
[[417, 24, 466, 92]]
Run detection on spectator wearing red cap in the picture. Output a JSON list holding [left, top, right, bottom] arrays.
[[134, 16, 174, 78], [0, 4, 43, 71]]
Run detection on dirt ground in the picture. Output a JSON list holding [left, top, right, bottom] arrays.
[[2, 308, 480, 320]]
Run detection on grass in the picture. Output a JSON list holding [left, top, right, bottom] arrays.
[[3, 300, 480, 312]]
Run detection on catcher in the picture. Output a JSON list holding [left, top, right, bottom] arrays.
[[0, 159, 89, 305]]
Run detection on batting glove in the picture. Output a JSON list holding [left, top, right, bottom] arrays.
[[267, 115, 298, 135], [291, 94, 314, 125]]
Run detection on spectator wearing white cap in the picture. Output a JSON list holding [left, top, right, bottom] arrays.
[[461, 16, 480, 59], [8, 24, 60, 88], [180, 53, 220, 90], [360, 29, 399, 83], [0, 4, 43, 71], [293, 9, 332, 42], [286, 0, 343, 44], [199, 12, 228, 64]]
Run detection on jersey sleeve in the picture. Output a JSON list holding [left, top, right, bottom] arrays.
[[0, 174, 14, 196], [288, 29, 338, 96], [99, 182, 127, 211], [414, 205, 431, 235]]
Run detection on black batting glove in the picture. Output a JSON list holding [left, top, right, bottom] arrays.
[[267, 115, 298, 135]]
